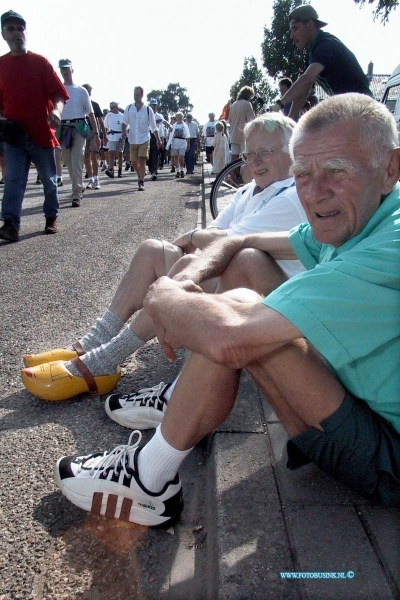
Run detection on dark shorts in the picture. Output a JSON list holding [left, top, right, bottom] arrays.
[[287, 390, 400, 507], [205, 145, 214, 156], [0, 141, 4, 157]]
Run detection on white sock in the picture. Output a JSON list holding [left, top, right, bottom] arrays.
[[137, 425, 192, 492], [164, 374, 179, 402]]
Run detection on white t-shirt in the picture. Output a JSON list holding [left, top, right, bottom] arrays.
[[208, 177, 307, 278], [104, 112, 124, 141], [122, 103, 157, 144], [166, 122, 190, 150], [202, 121, 216, 146], [61, 85, 92, 120]]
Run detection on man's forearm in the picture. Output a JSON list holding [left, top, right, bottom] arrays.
[[174, 235, 246, 284], [98, 116, 106, 136], [53, 97, 65, 113], [242, 231, 296, 259], [281, 75, 311, 107], [191, 228, 227, 250], [144, 278, 301, 368], [88, 113, 99, 133]]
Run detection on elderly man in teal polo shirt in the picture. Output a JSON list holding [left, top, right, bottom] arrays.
[[54, 94, 400, 527]]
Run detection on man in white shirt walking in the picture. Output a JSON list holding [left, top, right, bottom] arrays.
[[104, 102, 124, 179], [58, 59, 100, 207], [121, 87, 161, 191]]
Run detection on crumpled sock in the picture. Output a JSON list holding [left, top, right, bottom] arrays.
[[67, 309, 125, 352], [66, 326, 144, 377]]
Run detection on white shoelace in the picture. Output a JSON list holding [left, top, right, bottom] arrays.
[[85, 430, 142, 480], [126, 381, 167, 407]]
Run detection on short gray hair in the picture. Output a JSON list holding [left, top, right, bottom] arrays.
[[243, 113, 295, 153], [290, 93, 399, 168]]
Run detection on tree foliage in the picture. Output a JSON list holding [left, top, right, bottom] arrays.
[[262, 0, 308, 81], [230, 56, 277, 114], [146, 83, 193, 119], [353, 0, 399, 22]]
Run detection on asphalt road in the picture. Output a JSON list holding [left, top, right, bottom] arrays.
[[0, 165, 206, 600]]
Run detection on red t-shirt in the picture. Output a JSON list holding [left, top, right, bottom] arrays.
[[0, 51, 69, 147]]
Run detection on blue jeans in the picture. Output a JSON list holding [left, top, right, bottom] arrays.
[[185, 138, 197, 173], [2, 132, 59, 230]]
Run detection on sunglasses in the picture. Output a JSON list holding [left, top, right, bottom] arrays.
[[3, 25, 25, 32]]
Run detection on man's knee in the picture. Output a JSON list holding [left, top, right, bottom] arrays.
[[221, 288, 262, 303], [167, 253, 196, 277], [230, 247, 279, 273], [133, 238, 164, 265], [221, 248, 287, 296]]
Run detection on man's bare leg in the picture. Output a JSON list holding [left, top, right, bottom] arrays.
[[91, 151, 99, 178], [84, 153, 93, 178], [129, 247, 287, 343], [133, 156, 146, 183], [215, 248, 287, 297], [246, 340, 345, 437], [137, 335, 345, 493], [161, 352, 240, 449], [109, 240, 177, 322]]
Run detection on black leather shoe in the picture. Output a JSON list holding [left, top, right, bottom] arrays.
[[0, 220, 19, 242]]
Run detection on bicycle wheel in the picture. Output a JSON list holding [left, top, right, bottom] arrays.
[[209, 159, 245, 219]]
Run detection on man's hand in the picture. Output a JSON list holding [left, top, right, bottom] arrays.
[[143, 277, 203, 362], [173, 231, 197, 254]]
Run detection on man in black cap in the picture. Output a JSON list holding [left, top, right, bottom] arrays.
[[271, 5, 371, 119], [0, 10, 69, 241]]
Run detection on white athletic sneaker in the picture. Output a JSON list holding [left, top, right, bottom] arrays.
[[87, 180, 95, 189], [94, 178, 100, 189], [54, 430, 183, 527], [105, 382, 170, 429]]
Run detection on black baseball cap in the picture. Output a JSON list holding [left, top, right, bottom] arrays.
[[1, 10, 26, 28]]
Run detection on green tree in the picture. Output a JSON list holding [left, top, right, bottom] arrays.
[[353, 0, 399, 22], [147, 83, 193, 119], [230, 56, 277, 114], [262, 0, 307, 81]]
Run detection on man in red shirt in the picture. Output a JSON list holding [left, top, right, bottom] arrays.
[[0, 10, 69, 241]]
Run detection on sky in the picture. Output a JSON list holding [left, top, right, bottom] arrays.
[[3, 0, 400, 123]]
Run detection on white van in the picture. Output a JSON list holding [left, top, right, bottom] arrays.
[[381, 64, 400, 135]]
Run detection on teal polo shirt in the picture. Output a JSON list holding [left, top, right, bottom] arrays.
[[263, 184, 400, 433]]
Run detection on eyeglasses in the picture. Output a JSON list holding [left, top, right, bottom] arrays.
[[241, 146, 283, 163], [2, 25, 25, 32]]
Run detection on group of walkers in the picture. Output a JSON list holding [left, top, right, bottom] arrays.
[[2, 4, 400, 531], [0, 10, 202, 242]]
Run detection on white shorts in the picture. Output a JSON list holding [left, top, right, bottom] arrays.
[[108, 140, 124, 152], [171, 147, 186, 157]]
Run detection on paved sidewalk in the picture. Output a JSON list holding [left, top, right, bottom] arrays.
[[201, 159, 400, 600]]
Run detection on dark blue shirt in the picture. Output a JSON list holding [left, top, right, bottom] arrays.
[[307, 30, 372, 97]]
